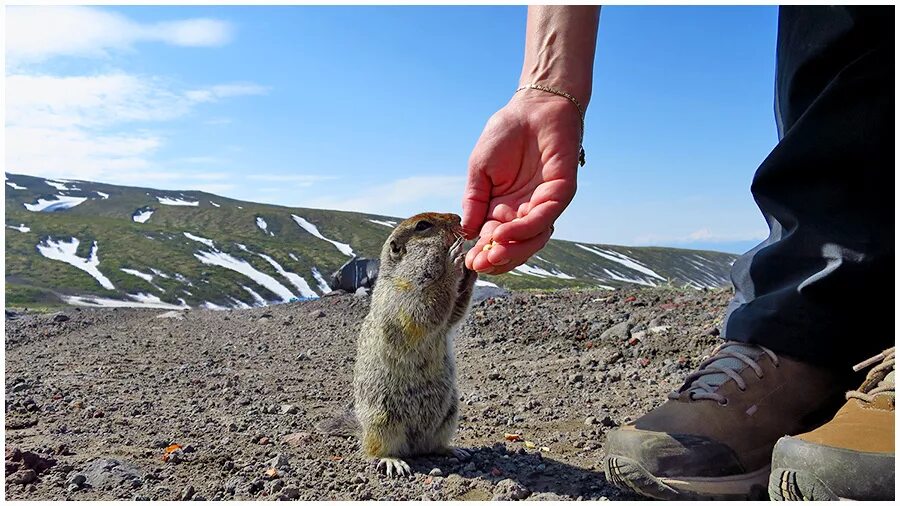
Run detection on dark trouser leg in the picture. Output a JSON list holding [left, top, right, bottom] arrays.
[[723, 6, 894, 368]]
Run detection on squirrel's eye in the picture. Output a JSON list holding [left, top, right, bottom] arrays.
[[415, 220, 433, 232]]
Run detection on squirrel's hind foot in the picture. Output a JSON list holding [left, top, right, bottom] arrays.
[[377, 457, 412, 478]]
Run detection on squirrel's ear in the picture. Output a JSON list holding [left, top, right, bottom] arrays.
[[390, 240, 402, 258]]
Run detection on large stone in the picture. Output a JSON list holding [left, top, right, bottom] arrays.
[[80, 458, 143, 490], [599, 322, 632, 341]]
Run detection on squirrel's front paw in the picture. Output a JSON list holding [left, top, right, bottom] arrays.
[[376, 457, 412, 478]]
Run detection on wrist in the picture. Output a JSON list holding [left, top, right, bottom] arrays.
[[517, 75, 591, 109]]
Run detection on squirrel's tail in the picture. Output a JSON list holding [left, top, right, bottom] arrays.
[[315, 405, 360, 436]]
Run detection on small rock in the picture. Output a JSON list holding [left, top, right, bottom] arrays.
[[568, 373, 583, 384], [180, 485, 195, 501], [52, 313, 70, 323], [280, 404, 298, 415], [600, 321, 632, 341], [281, 432, 310, 447], [9, 469, 37, 484], [267, 454, 290, 470], [584, 416, 596, 426], [487, 372, 501, 380], [492, 478, 530, 500], [11, 382, 27, 393], [68, 473, 87, 487], [257, 437, 270, 445], [428, 468, 442, 477], [599, 413, 618, 428], [280, 487, 300, 500]]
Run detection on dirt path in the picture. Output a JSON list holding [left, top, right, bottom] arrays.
[[5, 286, 729, 500]]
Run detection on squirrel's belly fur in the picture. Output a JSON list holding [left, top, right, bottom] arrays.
[[353, 317, 459, 458]]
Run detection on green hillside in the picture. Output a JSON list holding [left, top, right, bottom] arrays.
[[5, 173, 737, 309]]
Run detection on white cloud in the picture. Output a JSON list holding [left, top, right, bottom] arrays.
[[634, 228, 768, 245], [6, 6, 233, 66], [247, 174, 338, 187], [305, 175, 465, 217], [5, 73, 268, 184], [185, 83, 269, 103]]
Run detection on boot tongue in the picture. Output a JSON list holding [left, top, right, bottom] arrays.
[[685, 343, 764, 394]]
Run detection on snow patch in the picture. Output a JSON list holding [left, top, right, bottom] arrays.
[[193, 249, 296, 302], [132, 209, 154, 223], [202, 301, 229, 311], [513, 264, 577, 279], [209, 201, 220, 208], [157, 196, 199, 206], [242, 286, 269, 307], [174, 273, 193, 286], [368, 219, 397, 228], [6, 181, 27, 190], [63, 295, 188, 310], [120, 268, 153, 283], [256, 217, 268, 232], [258, 253, 318, 298], [576, 244, 666, 281], [311, 267, 332, 294], [45, 179, 79, 191], [150, 268, 170, 279], [288, 252, 299, 262], [291, 214, 354, 256], [7, 224, 30, 233], [602, 268, 658, 287], [475, 279, 499, 288], [95, 191, 109, 199], [184, 232, 215, 247], [24, 195, 88, 212], [227, 297, 252, 309], [37, 237, 114, 290]]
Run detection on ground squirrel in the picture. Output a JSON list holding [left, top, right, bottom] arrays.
[[317, 212, 476, 477]]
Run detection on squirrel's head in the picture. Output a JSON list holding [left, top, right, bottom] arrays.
[[379, 212, 465, 289]]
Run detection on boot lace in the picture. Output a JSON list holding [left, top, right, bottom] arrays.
[[668, 341, 779, 405], [846, 347, 894, 404]]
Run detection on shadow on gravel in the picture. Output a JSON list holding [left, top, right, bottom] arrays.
[[399, 444, 641, 500]]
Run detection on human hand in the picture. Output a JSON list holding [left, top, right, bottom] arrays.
[[462, 90, 581, 274]]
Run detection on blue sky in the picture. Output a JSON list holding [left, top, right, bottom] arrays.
[[6, 5, 779, 253]]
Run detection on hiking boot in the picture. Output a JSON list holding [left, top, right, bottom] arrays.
[[603, 341, 847, 500], [769, 347, 895, 500]]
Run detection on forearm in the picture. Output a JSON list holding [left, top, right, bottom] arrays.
[[519, 5, 600, 106]]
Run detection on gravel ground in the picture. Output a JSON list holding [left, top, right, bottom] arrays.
[[5, 286, 730, 500]]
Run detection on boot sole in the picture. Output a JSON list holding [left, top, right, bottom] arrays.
[[604, 455, 770, 500], [768, 436, 895, 501], [769, 468, 843, 500]]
